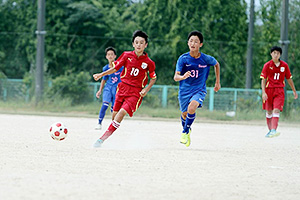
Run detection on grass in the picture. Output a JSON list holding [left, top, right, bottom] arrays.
[[0, 100, 299, 125]]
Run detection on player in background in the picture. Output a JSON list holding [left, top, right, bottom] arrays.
[[95, 47, 123, 130], [260, 46, 298, 138], [174, 30, 220, 147], [92, 30, 157, 148]]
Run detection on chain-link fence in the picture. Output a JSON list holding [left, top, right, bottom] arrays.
[[1, 79, 300, 112]]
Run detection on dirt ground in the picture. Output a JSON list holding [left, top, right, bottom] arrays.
[[0, 113, 299, 200]]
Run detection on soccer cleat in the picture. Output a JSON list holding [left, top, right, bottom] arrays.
[[180, 129, 191, 147], [95, 123, 102, 130], [180, 133, 188, 144], [265, 129, 280, 138], [93, 139, 103, 148]]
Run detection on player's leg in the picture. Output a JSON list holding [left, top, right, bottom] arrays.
[[93, 91, 124, 148], [181, 112, 187, 128], [178, 95, 190, 146], [265, 110, 273, 136], [96, 88, 112, 129], [96, 101, 109, 130], [183, 100, 198, 133], [181, 100, 199, 147], [267, 109, 281, 137], [267, 88, 284, 138], [263, 88, 275, 137]]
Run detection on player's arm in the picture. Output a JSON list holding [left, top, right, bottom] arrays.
[[173, 71, 191, 82], [93, 67, 117, 81], [96, 79, 107, 99], [214, 62, 221, 92], [286, 78, 298, 99], [261, 78, 268, 101], [140, 77, 156, 97]]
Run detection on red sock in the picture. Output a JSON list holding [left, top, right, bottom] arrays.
[[271, 113, 280, 130], [266, 113, 272, 130], [100, 120, 120, 141]]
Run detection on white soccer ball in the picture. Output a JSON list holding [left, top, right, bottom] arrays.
[[49, 122, 68, 141]]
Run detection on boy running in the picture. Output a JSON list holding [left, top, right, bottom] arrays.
[[174, 30, 220, 147], [95, 47, 123, 130], [260, 46, 298, 138], [92, 30, 157, 147]]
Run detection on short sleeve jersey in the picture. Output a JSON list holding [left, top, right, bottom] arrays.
[[113, 51, 156, 88], [102, 64, 123, 88], [175, 52, 217, 95], [260, 60, 292, 88]]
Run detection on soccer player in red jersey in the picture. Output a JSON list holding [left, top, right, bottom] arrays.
[[92, 30, 157, 147], [260, 46, 298, 138]]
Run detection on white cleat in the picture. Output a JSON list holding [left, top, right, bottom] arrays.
[[95, 123, 102, 130], [93, 139, 104, 148]]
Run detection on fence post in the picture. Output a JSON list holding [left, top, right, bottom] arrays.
[[209, 87, 214, 111], [3, 88, 7, 101], [162, 86, 168, 108], [233, 89, 237, 111], [93, 83, 98, 102]]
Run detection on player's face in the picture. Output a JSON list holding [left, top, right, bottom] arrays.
[[271, 50, 281, 61], [188, 36, 203, 52], [132, 36, 148, 55], [106, 50, 116, 62]]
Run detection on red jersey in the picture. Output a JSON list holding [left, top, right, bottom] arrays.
[[260, 60, 292, 88], [113, 51, 156, 88]]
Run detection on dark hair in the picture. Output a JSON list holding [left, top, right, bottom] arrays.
[[270, 46, 282, 54], [132, 30, 148, 43], [187, 30, 204, 43], [105, 46, 116, 55]]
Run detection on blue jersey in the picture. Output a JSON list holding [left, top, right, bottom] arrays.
[[102, 64, 123, 89], [175, 52, 217, 96]]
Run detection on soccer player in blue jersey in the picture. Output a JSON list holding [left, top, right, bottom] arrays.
[[174, 30, 221, 147], [95, 47, 123, 129]]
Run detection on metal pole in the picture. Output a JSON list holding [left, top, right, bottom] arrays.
[[246, 0, 255, 89], [279, 0, 289, 115], [35, 0, 46, 104]]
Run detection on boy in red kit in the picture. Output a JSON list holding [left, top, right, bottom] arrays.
[[92, 30, 157, 147], [260, 46, 298, 138]]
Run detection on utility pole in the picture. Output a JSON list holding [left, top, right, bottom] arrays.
[[246, 0, 255, 89], [279, 0, 289, 115], [35, 0, 46, 104]]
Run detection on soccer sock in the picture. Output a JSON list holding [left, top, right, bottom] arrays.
[[98, 102, 109, 124], [100, 120, 120, 141], [266, 113, 273, 130], [271, 113, 280, 130], [180, 115, 186, 128], [183, 113, 196, 133]]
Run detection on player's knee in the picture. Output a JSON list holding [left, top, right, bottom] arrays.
[[181, 112, 187, 119]]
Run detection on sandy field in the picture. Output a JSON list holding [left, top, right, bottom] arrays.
[[0, 113, 299, 200]]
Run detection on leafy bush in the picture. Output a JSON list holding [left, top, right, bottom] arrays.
[[45, 71, 91, 105]]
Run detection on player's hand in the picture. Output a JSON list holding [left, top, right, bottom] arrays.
[[182, 71, 191, 80], [93, 73, 103, 81], [293, 91, 298, 99], [96, 90, 101, 99], [214, 82, 221, 92], [140, 89, 147, 97], [262, 92, 268, 101]]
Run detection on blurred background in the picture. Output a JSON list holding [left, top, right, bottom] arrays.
[[0, 0, 299, 120]]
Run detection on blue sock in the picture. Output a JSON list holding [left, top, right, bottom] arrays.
[[180, 115, 186, 128], [183, 113, 196, 133], [98, 102, 109, 124]]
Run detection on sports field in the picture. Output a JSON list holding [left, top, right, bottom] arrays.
[[0, 113, 299, 200]]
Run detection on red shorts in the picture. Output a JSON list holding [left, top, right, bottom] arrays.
[[263, 87, 285, 111], [113, 82, 143, 117]]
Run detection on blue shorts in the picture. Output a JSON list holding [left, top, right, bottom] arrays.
[[102, 86, 117, 107], [178, 91, 206, 113]]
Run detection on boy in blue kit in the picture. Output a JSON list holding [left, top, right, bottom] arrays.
[[174, 31, 221, 147], [95, 47, 123, 129]]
